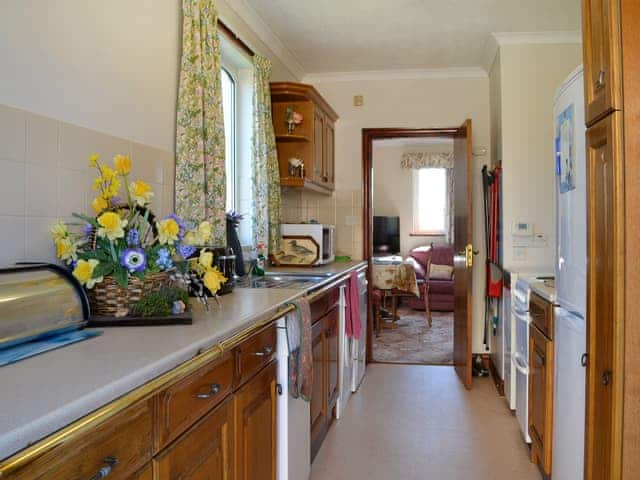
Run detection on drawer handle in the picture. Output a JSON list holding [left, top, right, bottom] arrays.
[[252, 346, 273, 357], [596, 69, 606, 88], [88, 457, 118, 480], [194, 383, 221, 399], [601, 370, 612, 387]]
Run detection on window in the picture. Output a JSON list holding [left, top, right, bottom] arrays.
[[221, 67, 236, 212], [412, 168, 448, 235]]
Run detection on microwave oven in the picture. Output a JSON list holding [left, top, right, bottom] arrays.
[[281, 224, 335, 265]]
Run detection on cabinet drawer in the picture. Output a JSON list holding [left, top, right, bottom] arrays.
[[14, 399, 153, 480], [155, 396, 234, 480], [235, 324, 277, 387], [529, 292, 553, 340], [155, 352, 233, 450]]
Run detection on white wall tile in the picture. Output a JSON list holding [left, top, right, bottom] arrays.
[[0, 216, 26, 266], [131, 142, 165, 184], [25, 216, 57, 262], [0, 159, 25, 215], [0, 105, 26, 162], [25, 163, 58, 217], [58, 169, 87, 217], [59, 122, 131, 172], [26, 113, 59, 166]]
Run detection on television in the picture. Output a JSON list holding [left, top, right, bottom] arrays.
[[373, 216, 400, 255]]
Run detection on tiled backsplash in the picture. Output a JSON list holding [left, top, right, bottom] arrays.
[[0, 104, 175, 266], [281, 188, 363, 260]]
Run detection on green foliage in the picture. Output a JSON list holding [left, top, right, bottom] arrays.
[[130, 286, 189, 317]]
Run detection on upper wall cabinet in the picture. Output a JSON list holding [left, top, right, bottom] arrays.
[[270, 83, 339, 194], [582, 0, 622, 125]]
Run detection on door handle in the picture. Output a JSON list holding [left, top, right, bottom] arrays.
[[457, 244, 478, 268]]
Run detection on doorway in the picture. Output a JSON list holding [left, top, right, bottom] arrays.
[[363, 122, 474, 388]]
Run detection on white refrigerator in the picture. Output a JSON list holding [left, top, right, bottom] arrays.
[[552, 65, 587, 480]]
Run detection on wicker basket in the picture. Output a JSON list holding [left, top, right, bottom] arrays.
[[87, 271, 170, 317]]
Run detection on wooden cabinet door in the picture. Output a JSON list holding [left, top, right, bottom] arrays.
[[313, 110, 325, 183], [582, 0, 622, 125], [585, 112, 624, 480], [233, 361, 277, 480], [323, 121, 335, 188], [528, 327, 554, 475], [131, 464, 153, 480], [310, 319, 326, 460], [325, 306, 339, 412], [155, 396, 234, 480]]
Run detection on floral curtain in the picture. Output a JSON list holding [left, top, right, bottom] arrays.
[[252, 54, 281, 254], [175, 0, 226, 245], [402, 151, 455, 243], [400, 151, 454, 169]]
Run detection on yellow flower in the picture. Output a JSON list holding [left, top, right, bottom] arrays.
[[113, 155, 131, 175], [97, 211, 127, 241], [184, 221, 213, 246], [203, 268, 227, 294], [157, 218, 180, 245], [88, 153, 100, 168], [103, 177, 121, 199], [55, 238, 78, 264], [73, 259, 103, 289], [92, 177, 103, 191], [129, 180, 154, 206], [100, 165, 117, 182], [199, 249, 213, 269], [91, 196, 108, 213], [50, 221, 69, 242]]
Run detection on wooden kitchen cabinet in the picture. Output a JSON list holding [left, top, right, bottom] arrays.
[[233, 361, 278, 480], [585, 111, 624, 480], [154, 397, 234, 480], [582, 0, 622, 125], [529, 323, 554, 476], [271, 82, 338, 194], [132, 464, 153, 480]]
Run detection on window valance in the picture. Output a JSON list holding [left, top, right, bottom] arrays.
[[401, 152, 454, 169]]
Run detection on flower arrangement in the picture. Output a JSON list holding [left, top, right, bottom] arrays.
[[285, 106, 303, 134], [51, 153, 227, 314]]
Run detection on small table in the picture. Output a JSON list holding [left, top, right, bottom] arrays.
[[372, 260, 431, 334]]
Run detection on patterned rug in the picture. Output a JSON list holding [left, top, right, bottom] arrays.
[[372, 306, 454, 365]]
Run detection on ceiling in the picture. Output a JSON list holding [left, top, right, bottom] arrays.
[[242, 0, 581, 74]]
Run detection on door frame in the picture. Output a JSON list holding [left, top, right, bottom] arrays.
[[361, 126, 466, 365]]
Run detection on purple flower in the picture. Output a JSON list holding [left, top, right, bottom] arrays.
[[126, 229, 140, 246], [120, 247, 147, 273], [83, 223, 93, 238], [177, 244, 197, 259]]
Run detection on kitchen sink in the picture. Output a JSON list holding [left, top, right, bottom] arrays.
[[235, 273, 330, 290]]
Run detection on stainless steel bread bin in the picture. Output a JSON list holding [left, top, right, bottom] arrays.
[[0, 264, 89, 350]]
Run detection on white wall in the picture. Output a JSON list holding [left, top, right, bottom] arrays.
[[491, 43, 582, 271], [0, 0, 298, 266], [307, 74, 491, 353], [372, 143, 452, 256], [0, 0, 298, 154]]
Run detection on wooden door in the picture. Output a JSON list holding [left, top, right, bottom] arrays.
[[325, 306, 340, 411], [582, 0, 622, 125], [452, 119, 474, 389], [324, 121, 335, 188], [155, 397, 234, 480], [132, 464, 153, 480], [585, 112, 624, 480], [529, 327, 554, 475], [233, 362, 277, 480], [313, 110, 325, 183], [310, 319, 326, 461]]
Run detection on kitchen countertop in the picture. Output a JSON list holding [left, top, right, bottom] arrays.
[[523, 275, 557, 303], [0, 261, 366, 461]]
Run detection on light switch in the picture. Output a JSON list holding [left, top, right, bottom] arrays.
[[353, 95, 364, 107]]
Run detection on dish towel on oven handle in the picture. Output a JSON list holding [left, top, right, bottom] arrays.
[[286, 297, 312, 401]]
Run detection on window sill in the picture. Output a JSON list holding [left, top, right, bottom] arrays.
[[410, 232, 446, 237]]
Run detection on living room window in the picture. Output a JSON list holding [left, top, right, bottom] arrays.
[[412, 168, 448, 235]]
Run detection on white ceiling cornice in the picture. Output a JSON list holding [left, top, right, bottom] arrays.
[[483, 30, 582, 73], [303, 67, 488, 83], [222, 0, 306, 80]]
